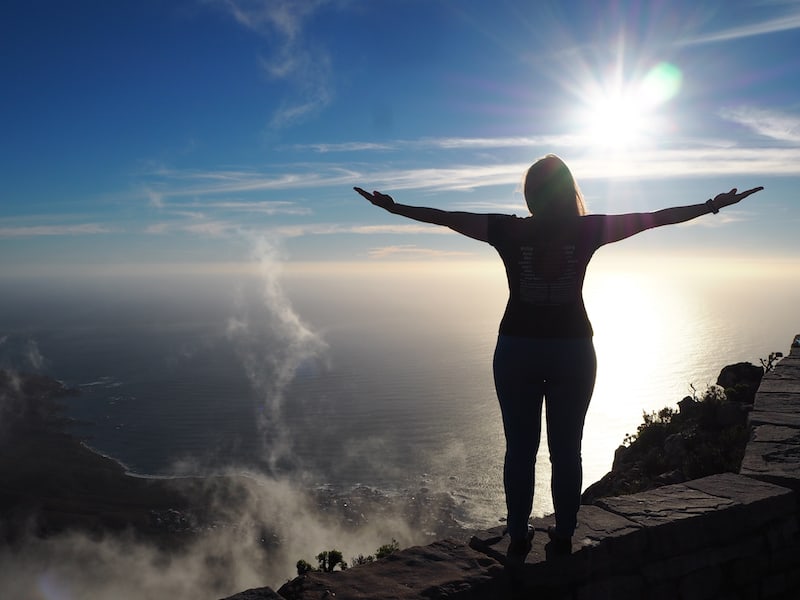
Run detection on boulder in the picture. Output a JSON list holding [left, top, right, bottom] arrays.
[[716, 362, 763, 403]]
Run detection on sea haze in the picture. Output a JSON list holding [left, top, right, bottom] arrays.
[[1, 256, 798, 529]]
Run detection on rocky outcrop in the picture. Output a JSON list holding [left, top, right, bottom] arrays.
[[580, 361, 763, 504]]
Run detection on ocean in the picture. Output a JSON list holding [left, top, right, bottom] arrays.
[[1, 254, 798, 532]]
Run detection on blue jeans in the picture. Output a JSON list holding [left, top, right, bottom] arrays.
[[493, 335, 597, 539]]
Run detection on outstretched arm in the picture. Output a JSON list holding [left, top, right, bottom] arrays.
[[354, 187, 489, 242], [600, 186, 764, 244]]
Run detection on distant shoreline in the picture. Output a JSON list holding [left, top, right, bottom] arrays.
[[0, 370, 207, 544], [0, 369, 469, 549]]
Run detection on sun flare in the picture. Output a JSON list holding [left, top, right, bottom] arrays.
[[574, 62, 682, 149]]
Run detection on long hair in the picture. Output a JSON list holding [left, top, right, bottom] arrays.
[[523, 154, 586, 217]]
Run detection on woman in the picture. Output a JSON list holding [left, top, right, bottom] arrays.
[[354, 154, 762, 561]]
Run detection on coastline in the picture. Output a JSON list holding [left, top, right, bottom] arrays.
[[0, 369, 207, 545], [0, 369, 468, 549]]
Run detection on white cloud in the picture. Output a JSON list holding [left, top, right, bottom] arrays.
[[145, 187, 164, 208], [148, 171, 320, 197], [0, 223, 112, 238], [678, 8, 800, 46], [273, 223, 452, 238], [142, 150, 763, 199], [292, 135, 575, 154], [182, 200, 311, 215], [367, 245, 475, 260], [217, 0, 335, 127], [221, 0, 326, 39], [568, 147, 800, 180], [141, 198, 313, 237], [299, 142, 397, 153], [142, 127, 799, 203], [181, 221, 236, 237], [719, 105, 800, 143], [144, 223, 170, 235], [347, 224, 449, 235]]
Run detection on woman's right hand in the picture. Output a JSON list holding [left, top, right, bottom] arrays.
[[713, 186, 764, 209], [354, 187, 396, 212]]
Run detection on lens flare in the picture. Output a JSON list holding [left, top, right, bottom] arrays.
[[640, 62, 682, 107]]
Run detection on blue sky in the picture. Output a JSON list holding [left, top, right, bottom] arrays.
[[2, 0, 799, 273]]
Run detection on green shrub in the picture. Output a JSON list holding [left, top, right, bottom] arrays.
[[316, 549, 347, 572], [375, 539, 400, 559]]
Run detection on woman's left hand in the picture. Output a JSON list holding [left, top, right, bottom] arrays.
[[713, 186, 764, 209]]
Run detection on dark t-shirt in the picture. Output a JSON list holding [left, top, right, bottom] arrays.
[[488, 213, 634, 338]]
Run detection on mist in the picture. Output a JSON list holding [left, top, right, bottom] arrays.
[[0, 250, 489, 598], [0, 470, 447, 598]]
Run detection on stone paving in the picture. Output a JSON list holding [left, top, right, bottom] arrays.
[[740, 334, 800, 492]]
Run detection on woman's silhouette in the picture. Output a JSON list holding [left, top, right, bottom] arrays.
[[355, 154, 762, 561]]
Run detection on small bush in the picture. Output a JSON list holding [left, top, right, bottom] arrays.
[[296, 559, 314, 577], [375, 539, 400, 559], [316, 549, 347, 572], [351, 554, 374, 567]]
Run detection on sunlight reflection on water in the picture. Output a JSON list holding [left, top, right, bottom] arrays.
[[283, 258, 800, 523], [3, 258, 797, 530]]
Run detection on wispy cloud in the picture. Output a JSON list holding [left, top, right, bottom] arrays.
[[146, 220, 456, 240], [217, 0, 335, 127], [144, 223, 170, 235], [568, 146, 800, 180], [169, 199, 311, 215], [145, 187, 164, 208], [296, 142, 398, 153], [142, 148, 795, 199], [143, 218, 238, 237], [182, 221, 237, 237], [0, 223, 112, 238], [678, 6, 800, 46], [370, 164, 529, 192], [146, 170, 344, 197], [221, 0, 325, 38], [719, 105, 800, 143], [367, 245, 475, 260], [294, 135, 575, 153], [273, 223, 452, 237], [143, 196, 313, 237]]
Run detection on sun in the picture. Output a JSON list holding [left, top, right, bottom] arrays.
[[574, 62, 682, 150], [581, 92, 648, 148]]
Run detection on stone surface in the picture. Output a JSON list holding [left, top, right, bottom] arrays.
[[740, 442, 800, 490], [469, 505, 645, 587], [751, 393, 800, 414], [755, 379, 800, 393], [749, 410, 800, 428], [595, 481, 735, 527], [575, 575, 643, 600], [222, 588, 284, 600], [276, 539, 504, 600], [683, 472, 795, 525], [594, 476, 772, 557], [763, 363, 800, 381], [744, 356, 800, 494], [751, 424, 800, 444]]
